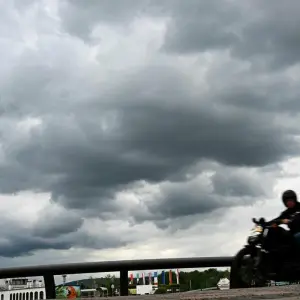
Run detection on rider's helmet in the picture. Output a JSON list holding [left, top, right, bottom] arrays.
[[282, 189, 298, 207]]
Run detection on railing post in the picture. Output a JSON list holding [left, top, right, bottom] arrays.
[[120, 270, 128, 296], [44, 274, 56, 299]]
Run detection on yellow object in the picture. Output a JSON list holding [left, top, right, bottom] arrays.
[[129, 289, 136, 295]]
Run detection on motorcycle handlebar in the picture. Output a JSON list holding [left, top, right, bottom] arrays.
[[252, 217, 266, 225], [252, 217, 290, 226]]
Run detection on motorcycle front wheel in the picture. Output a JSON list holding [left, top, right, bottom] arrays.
[[230, 247, 266, 289]]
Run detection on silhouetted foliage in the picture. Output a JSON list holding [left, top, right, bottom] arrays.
[[66, 268, 230, 291], [154, 287, 167, 294]]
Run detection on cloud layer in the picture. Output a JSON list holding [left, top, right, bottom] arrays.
[[0, 0, 299, 276]]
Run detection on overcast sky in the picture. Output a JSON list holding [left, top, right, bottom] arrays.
[[1, 0, 300, 283]]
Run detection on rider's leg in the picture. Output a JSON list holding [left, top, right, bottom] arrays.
[[293, 232, 300, 247], [265, 227, 291, 250]]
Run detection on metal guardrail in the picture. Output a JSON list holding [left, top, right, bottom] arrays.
[[0, 256, 233, 298]]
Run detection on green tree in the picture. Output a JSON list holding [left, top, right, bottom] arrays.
[[66, 268, 230, 292], [154, 287, 167, 294]]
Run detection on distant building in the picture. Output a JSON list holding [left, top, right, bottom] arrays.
[[0, 277, 45, 300]]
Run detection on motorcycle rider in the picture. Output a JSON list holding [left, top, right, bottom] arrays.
[[270, 190, 300, 246], [231, 190, 300, 288]]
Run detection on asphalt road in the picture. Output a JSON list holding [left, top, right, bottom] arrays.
[[179, 285, 300, 299], [92, 285, 300, 300]]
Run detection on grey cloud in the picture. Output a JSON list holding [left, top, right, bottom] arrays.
[[32, 207, 84, 238], [0, 59, 298, 216], [211, 169, 271, 198], [0, 0, 298, 254], [146, 179, 219, 221], [58, 0, 300, 71], [58, 0, 240, 52], [0, 215, 125, 258], [0, 236, 71, 258], [58, 0, 164, 42], [231, 0, 300, 70], [203, 63, 300, 115], [13, 0, 36, 10], [153, 210, 225, 233], [161, 0, 300, 70], [133, 164, 276, 229], [162, 0, 241, 54]]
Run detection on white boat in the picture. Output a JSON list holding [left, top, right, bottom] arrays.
[[217, 278, 230, 290], [0, 278, 46, 300]]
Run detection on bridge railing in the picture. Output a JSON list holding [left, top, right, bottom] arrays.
[[0, 256, 233, 297]]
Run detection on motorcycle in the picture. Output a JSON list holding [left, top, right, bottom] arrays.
[[230, 215, 300, 289]]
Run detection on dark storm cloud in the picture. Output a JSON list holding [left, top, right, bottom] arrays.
[[142, 180, 220, 222], [132, 164, 275, 228], [162, 0, 241, 54], [161, 0, 300, 70], [0, 217, 69, 257], [211, 169, 270, 198], [60, 0, 300, 71], [0, 60, 298, 216], [231, 0, 300, 70], [55, 0, 300, 118], [58, 0, 165, 42], [0, 215, 124, 258], [58, 0, 240, 47], [0, 0, 299, 236], [32, 208, 84, 238]]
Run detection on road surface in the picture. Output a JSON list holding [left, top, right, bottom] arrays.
[[178, 285, 300, 299], [102, 285, 300, 299], [74, 285, 300, 299]]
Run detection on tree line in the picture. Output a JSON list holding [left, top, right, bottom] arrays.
[[65, 268, 230, 292]]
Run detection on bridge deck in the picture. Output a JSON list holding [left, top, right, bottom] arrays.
[[77, 285, 300, 299]]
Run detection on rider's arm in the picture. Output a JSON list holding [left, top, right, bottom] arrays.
[[267, 211, 288, 225]]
